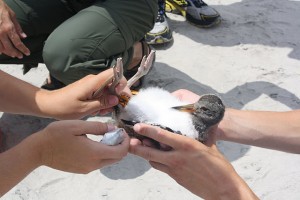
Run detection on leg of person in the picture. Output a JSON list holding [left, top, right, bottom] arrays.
[[0, 0, 74, 70], [43, 0, 157, 86], [145, 0, 173, 45]]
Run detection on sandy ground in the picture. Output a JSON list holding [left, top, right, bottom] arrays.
[[1, 0, 300, 199]]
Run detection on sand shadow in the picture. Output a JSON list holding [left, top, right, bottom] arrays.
[[142, 62, 300, 110], [166, 0, 300, 60], [100, 62, 299, 179], [141, 62, 300, 161], [1, 62, 299, 180], [100, 154, 151, 180], [0, 114, 55, 151]]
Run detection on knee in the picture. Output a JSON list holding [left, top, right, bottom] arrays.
[[42, 35, 89, 84], [43, 37, 69, 76]]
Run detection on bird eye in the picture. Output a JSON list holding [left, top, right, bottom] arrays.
[[200, 107, 209, 112]]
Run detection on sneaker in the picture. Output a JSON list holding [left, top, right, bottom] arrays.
[[185, 0, 221, 27], [145, 0, 173, 45]]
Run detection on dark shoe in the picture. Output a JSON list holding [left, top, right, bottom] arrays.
[[41, 75, 66, 90], [185, 0, 221, 27], [23, 63, 39, 74]]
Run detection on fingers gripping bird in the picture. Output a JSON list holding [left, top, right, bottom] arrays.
[[100, 51, 225, 145]]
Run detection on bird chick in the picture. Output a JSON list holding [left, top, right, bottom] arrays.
[[100, 50, 225, 145], [114, 87, 225, 142]]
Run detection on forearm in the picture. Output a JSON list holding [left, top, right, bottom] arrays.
[[221, 170, 258, 200], [217, 108, 300, 153], [0, 133, 43, 196], [0, 70, 50, 117]]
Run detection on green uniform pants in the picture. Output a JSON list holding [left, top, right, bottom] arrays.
[[0, 0, 157, 84]]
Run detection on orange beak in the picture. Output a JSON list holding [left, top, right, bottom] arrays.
[[171, 104, 195, 113]]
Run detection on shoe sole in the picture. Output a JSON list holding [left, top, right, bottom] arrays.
[[146, 35, 173, 45], [145, 28, 173, 45], [186, 14, 222, 28]]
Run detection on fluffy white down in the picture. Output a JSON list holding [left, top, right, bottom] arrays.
[[118, 87, 199, 139]]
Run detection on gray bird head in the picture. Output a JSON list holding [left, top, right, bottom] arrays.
[[172, 94, 225, 142], [194, 94, 225, 127]]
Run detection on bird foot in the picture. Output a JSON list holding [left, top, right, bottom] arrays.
[[127, 50, 155, 88]]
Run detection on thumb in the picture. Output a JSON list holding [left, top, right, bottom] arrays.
[[74, 68, 114, 99], [86, 69, 114, 92], [73, 121, 115, 137]]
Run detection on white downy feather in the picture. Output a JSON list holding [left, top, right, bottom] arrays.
[[118, 87, 199, 139]]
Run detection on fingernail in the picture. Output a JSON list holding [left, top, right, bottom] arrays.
[[21, 33, 27, 38], [108, 96, 118, 105], [133, 124, 141, 132], [107, 123, 116, 132]]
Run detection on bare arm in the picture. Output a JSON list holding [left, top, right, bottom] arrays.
[[0, 69, 127, 119], [216, 109, 300, 154], [0, 131, 42, 196], [0, 70, 44, 116], [0, 121, 129, 197], [172, 89, 300, 154]]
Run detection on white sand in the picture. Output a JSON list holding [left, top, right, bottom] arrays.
[[1, 0, 300, 199]]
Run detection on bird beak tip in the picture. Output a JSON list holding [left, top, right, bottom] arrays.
[[171, 104, 195, 113]]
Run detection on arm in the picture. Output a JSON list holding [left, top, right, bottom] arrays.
[[172, 89, 300, 154], [216, 108, 300, 154], [0, 69, 128, 119], [0, 120, 129, 197], [130, 124, 258, 200]]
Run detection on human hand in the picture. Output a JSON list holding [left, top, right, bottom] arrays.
[[40, 69, 130, 119], [171, 89, 200, 103], [38, 120, 129, 173], [0, 0, 30, 58], [130, 124, 258, 200]]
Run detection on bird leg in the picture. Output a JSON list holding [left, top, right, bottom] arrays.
[[108, 58, 124, 95], [127, 50, 155, 89], [92, 58, 124, 98]]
